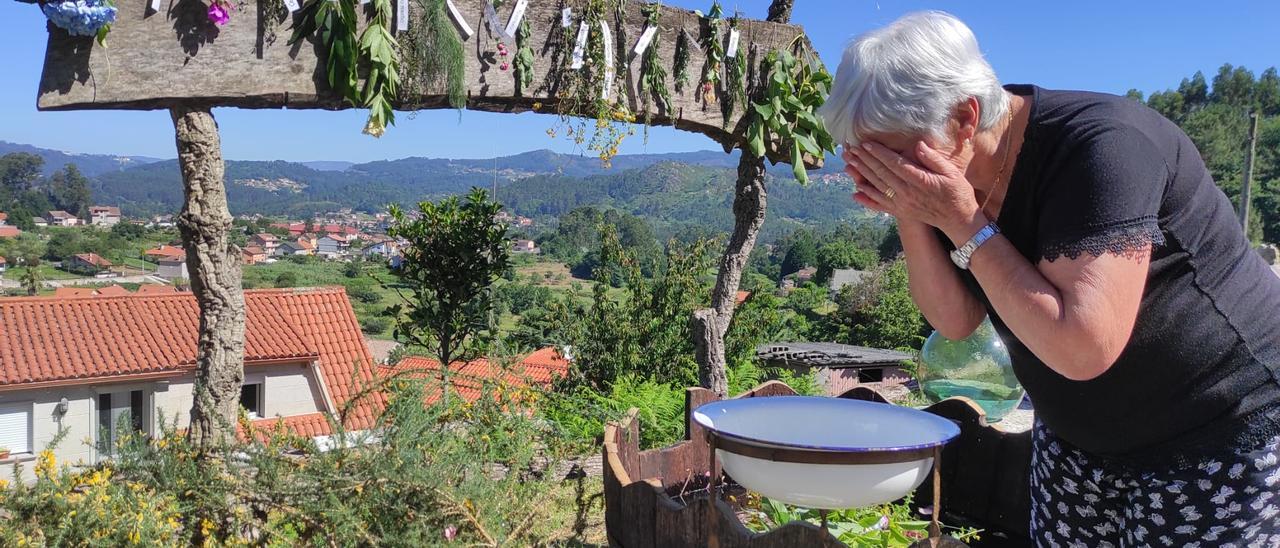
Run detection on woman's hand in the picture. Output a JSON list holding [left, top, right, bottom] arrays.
[[847, 140, 986, 243]]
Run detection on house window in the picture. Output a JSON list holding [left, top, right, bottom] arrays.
[[0, 402, 32, 455], [857, 367, 885, 383], [98, 390, 146, 457], [241, 383, 263, 419]]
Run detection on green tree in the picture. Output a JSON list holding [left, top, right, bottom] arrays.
[[20, 256, 44, 296], [825, 260, 926, 350], [814, 240, 878, 284], [778, 229, 818, 276], [387, 188, 511, 401], [110, 222, 147, 240], [49, 164, 93, 219], [0, 153, 43, 195]]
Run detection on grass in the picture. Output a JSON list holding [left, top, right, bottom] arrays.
[[3, 264, 85, 281], [242, 259, 402, 339]]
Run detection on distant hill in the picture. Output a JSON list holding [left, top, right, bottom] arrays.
[[0, 141, 165, 178], [3, 141, 858, 236]]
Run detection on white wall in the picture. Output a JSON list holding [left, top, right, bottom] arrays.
[[0, 361, 325, 484]]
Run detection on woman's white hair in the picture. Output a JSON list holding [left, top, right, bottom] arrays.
[[818, 11, 1009, 148]]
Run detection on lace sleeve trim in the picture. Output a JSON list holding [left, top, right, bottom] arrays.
[[1037, 217, 1165, 262]]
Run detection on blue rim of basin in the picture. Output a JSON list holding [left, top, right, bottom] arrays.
[[692, 396, 961, 454]]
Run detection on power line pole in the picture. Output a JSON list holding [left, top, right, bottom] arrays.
[[1240, 111, 1260, 231]]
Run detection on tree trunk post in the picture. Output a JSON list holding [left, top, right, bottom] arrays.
[[691, 1, 792, 397], [171, 106, 247, 451]]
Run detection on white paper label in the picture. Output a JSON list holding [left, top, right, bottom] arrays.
[[632, 25, 657, 59], [504, 0, 528, 38], [600, 22, 615, 100], [283, 0, 299, 12], [726, 29, 741, 58], [396, 0, 409, 31], [360, 0, 370, 5], [150, 0, 162, 11], [570, 21, 589, 70], [446, 0, 474, 39], [561, 7, 573, 28]]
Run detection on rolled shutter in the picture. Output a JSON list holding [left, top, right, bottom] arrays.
[[0, 402, 32, 454]]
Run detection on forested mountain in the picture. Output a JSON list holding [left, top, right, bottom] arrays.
[[0, 141, 164, 178]]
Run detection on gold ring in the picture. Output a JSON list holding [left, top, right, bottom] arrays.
[[884, 187, 896, 199]]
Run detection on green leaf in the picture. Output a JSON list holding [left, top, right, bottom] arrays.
[[754, 102, 775, 120], [792, 143, 808, 184]]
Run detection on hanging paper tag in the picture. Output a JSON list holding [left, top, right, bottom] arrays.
[[600, 22, 615, 100], [504, 0, 528, 38], [484, 1, 512, 41], [726, 29, 741, 58], [446, 0, 474, 39], [396, 0, 409, 31], [150, 0, 162, 11], [282, 0, 299, 12], [561, 7, 573, 28], [570, 21, 589, 70], [632, 24, 657, 59]]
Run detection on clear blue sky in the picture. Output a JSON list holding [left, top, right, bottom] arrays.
[[1, 1, 1276, 162]]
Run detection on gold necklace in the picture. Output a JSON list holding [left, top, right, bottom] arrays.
[[980, 104, 1017, 214]]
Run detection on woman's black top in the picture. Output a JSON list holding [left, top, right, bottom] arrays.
[[953, 84, 1280, 466]]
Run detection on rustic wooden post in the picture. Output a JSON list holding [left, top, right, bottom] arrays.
[[692, 0, 793, 397], [171, 106, 247, 450]]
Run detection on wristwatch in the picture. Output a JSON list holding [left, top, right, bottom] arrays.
[[950, 222, 1000, 270]]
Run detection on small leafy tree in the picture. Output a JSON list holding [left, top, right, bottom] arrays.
[[387, 188, 510, 401], [20, 256, 43, 296], [824, 260, 926, 350]]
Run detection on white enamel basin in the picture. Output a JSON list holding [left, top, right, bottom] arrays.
[[693, 396, 960, 509]]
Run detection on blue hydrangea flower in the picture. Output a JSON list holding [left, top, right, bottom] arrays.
[[42, 0, 117, 37]]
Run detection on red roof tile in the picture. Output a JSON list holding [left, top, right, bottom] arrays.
[[389, 348, 570, 404], [144, 245, 186, 260], [73, 253, 113, 267], [0, 287, 382, 436], [95, 285, 131, 296], [0, 226, 20, 238], [135, 284, 178, 294]]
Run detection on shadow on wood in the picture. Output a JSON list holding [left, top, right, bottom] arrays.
[[602, 382, 1032, 547]]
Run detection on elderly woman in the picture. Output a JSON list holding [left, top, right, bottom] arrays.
[[818, 10, 1280, 546]]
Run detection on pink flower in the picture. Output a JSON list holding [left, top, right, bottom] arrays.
[[444, 525, 458, 541], [207, 2, 229, 26], [500, 62, 510, 71]]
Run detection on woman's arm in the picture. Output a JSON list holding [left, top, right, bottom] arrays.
[[897, 219, 987, 339], [851, 141, 1148, 381], [944, 214, 1149, 381]]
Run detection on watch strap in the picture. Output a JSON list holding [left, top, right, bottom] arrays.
[[950, 222, 1000, 270]]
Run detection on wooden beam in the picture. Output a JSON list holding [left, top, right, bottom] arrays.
[[36, 0, 821, 167]]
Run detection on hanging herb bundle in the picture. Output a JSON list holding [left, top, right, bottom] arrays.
[[638, 3, 671, 126], [359, 0, 401, 137], [550, 0, 635, 167], [698, 0, 724, 107], [673, 29, 691, 94], [721, 15, 747, 127], [289, 0, 401, 137], [745, 44, 836, 184], [513, 18, 535, 96], [402, 0, 467, 110]]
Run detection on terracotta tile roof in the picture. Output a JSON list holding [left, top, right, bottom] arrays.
[[135, 284, 177, 294], [73, 253, 113, 267], [0, 212, 7, 222], [0, 256, 6, 265], [0, 287, 382, 436], [0, 226, 20, 238], [242, 246, 265, 255], [48, 210, 75, 221], [53, 287, 98, 297], [388, 347, 570, 404], [144, 245, 186, 260], [735, 291, 752, 306], [94, 285, 131, 296], [245, 412, 334, 441]]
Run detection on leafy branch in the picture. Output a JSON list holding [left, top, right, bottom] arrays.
[[697, 0, 724, 108], [638, 3, 671, 127], [745, 46, 836, 184]]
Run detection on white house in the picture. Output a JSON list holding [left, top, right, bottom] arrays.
[[0, 288, 380, 483], [88, 206, 122, 227], [46, 210, 80, 227], [156, 258, 189, 280]]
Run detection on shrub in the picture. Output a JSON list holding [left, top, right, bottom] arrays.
[[360, 316, 391, 335], [274, 271, 298, 288]]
